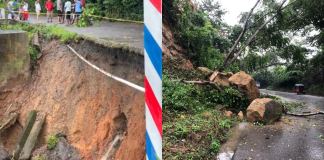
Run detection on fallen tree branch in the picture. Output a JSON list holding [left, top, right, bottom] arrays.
[[182, 80, 223, 91]]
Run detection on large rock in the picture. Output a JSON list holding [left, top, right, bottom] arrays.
[[228, 71, 260, 101], [246, 98, 283, 124], [209, 71, 233, 87], [32, 137, 81, 160], [0, 31, 30, 90]]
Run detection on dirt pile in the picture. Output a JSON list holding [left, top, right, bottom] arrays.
[[0, 39, 145, 159]]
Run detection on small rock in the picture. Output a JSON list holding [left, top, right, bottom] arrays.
[[238, 111, 244, 120], [246, 98, 283, 124], [225, 111, 233, 118]]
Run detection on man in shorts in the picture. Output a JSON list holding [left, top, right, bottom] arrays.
[[74, 0, 82, 24], [64, 0, 72, 25], [57, 0, 63, 23]]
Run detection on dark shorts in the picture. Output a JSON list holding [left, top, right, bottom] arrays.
[[75, 12, 82, 18], [58, 10, 63, 16], [66, 11, 71, 19]]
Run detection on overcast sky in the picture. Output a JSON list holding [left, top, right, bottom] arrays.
[[217, 0, 259, 25], [194, 0, 259, 26]]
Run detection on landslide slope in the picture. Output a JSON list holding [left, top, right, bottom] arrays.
[[0, 39, 145, 160]]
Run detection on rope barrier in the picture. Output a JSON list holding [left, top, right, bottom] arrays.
[[66, 45, 145, 92], [1, 8, 143, 24]]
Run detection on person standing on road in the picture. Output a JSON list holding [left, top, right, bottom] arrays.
[[35, 0, 41, 22], [74, 0, 82, 24], [56, 0, 63, 23], [45, 0, 54, 23], [64, 0, 72, 25], [22, 0, 29, 21], [7, 0, 15, 19]]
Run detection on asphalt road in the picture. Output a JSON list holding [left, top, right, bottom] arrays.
[[27, 15, 144, 51], [233, 89, 324, 160]]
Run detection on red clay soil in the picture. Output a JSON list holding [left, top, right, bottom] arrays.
[[0, 40, 145, 160]]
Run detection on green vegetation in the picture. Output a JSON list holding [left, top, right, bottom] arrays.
[[87, 0, 143, 21], [163, 63, 244, 158], [0, 23, 78, 43], [163, 109, 235, 159], [163, 74, 249, 113], [47, 135, 59, 150]]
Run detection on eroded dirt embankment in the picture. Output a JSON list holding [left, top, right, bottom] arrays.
[[0, 39, 145, 159]]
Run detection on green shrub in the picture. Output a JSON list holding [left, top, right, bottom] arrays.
[[47, 135, 59, 150], [163, 75, 249, 112], [163, 109, 235, 159], [29, 46, 39, 61], [210, 139, 221, 153]]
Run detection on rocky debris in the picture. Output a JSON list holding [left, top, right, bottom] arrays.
[[197, 67, 213, 76], [162, 23, 185, 57], [246, 98, 283, 124], [0, 145, 10, 160], [209, 71, 233, 87], [228, 71, 260, 101], [238, 111, 244, 121], [225, 111, 233, 118], [32, 137, 81, 160], [0, 112, 18, 134]]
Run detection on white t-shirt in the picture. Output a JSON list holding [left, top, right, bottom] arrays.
[[57, 0, 62, 11], [35, 2, 41, 11], [7, 1, 14, 11], [64, 1, 71, 12], [23, 3, 28, 12]]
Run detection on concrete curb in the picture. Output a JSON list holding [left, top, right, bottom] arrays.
[[217, 122, 252, 160]]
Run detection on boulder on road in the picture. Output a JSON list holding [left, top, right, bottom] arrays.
[[246, 98, 283, 124], [209, 71, 233, 87], [228, 71, 260, 101]]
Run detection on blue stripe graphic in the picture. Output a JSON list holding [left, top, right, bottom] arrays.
[[144, 25, 162, 79], [146, 131, 158, 160]]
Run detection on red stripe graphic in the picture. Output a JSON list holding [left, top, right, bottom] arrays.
[[145, 77, 162, 136], [149, 0, 162, 13]]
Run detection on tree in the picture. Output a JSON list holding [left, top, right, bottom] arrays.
[[221, 0, 288, 70]]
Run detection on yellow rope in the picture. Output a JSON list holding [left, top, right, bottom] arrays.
[[3, 9, 143, 24]]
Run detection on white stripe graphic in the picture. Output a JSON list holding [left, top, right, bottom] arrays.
[[144, 0, 162, 48], [145, 50, 162, 107], [146, 103, 162, 159]]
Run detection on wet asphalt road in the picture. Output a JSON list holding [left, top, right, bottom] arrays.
[[233, 89, 324, 160], [27, 15, 144, 51]]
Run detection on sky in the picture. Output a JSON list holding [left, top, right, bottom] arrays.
[[194, 0, 260, 26], [217, 0, 259, 26]]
